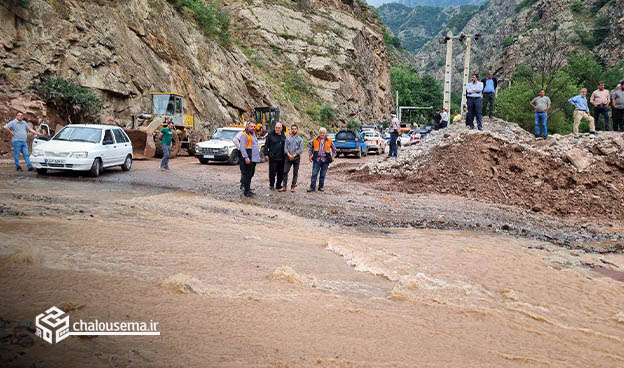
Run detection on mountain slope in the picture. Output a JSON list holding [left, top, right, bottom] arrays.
[[379, 3, 478, 53], [0, 0, 392, 132], [412, 0, 623, 91]]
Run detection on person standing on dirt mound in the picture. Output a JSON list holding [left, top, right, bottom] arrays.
[[240, 122, 262, 198], [158, 121, 174, 171], [481, 71, 498, 119], [388, 112, 400, 158], [466, 73, 484, 130], [264, 122, 286, 191], [308, 127, 336, 193], [530, 89, 551, 138], [440, 108, 449, 129], [612, 83, 624, 132], [3, 111, 38, 172], [590, 82, 611, 131], [569, 88, 596, 135]]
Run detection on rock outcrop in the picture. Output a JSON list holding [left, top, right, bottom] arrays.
[[0, 0, 392, 134]]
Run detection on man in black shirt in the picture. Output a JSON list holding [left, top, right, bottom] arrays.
[[263, 123, 286, 190]]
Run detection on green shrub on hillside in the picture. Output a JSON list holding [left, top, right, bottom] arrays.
[[167, 0, 231, 47], [570, 0, 584, 13], [32, 75, 104, 124], [319, 104, 336, 125], [390, 65, 442, 119], [515, 0, 537, 13]]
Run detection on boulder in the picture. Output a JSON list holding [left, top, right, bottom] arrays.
[[565, 148, 593, 171]]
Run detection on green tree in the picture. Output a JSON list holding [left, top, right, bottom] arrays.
[[32, 75, 104, 124], [497, 71, 578, 135], [390, 64, 442, 119]]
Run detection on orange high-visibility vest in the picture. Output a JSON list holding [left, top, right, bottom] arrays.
[[313, 137, 332, 153], [243, 132, 253, 148]]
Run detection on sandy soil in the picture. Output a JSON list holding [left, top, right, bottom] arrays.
[[1, 154, 624, 367]]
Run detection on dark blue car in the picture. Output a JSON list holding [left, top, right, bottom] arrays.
[[334, 130, 368, 158]]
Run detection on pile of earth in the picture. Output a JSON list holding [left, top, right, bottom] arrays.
[[353, 118, 624, 222]]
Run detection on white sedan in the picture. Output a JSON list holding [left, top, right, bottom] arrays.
[[363, 130, 386, 154], [31, 124, 133, 177]]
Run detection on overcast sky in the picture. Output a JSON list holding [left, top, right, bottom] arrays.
[[365, 0, 395, 7]]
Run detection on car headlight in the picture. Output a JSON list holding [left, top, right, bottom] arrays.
[[32, 149, 43, 157], [221, 147, 229, 153], [69, 152, 88, 159]]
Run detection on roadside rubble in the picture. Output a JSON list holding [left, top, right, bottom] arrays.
[[356, 118, 624, 221]]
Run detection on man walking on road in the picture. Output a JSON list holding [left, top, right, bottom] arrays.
[[569, 88, 596, 135], [388, 112, 400, 158], [158, 121, 174, 171], [466, 74, 484, 130], [481, 71, 498, 118], [308, 127, 336, 193], [611, 83, 624, 132], [590, 82, 611, 131], [263, 122, 286, 191], [3, 112, 38, 172], [239, 122, 262, 197], [530, 89, 551, 138], [281, 124, 303, 192]]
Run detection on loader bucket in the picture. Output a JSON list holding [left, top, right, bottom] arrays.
[[125, 129, 157, 159]]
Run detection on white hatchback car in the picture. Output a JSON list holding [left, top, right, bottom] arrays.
[[31, 124, 133, 177]]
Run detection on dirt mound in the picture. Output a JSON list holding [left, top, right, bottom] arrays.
[[354, 119, 624, 221]]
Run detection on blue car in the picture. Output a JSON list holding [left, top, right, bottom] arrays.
[[334, 130, 368, 158]]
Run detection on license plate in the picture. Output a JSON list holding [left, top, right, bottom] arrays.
[[45, 159, 65, 164], [203, 155, 214, 159]]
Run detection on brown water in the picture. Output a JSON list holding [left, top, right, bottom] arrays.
[[1, 182, 624, 367]]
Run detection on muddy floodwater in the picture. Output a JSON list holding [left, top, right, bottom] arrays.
[[1, 158, 623, 367]]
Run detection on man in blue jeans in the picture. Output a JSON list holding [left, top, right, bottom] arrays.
[[308, 127, 336, 192], [388, 111, 400, 158], [3, 112, 38, 172], [530, 89, 551, 138]]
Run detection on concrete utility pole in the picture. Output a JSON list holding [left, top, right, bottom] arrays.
[[460, 36, 471, 119], [441, 32, 480, 117], [443, 31, 453, 114]]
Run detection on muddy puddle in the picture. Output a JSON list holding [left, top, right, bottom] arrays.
[[2, 171, 624, 367]]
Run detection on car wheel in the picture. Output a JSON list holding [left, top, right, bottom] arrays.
[[36, 168, 47, 175], [121, 155, 132, 171], [199, 158, 209, 164], [90, 158, 102, 177], [363, 149, 368, 157], [356, 149, 362, 159], [229, 150, 240, 165]]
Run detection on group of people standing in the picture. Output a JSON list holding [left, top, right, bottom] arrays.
[[531, 82, 624, 137], [234, 122, 336, 198]]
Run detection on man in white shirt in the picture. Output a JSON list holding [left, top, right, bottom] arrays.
[[466, 73, 484, 130], [388, 112, 400, 158], [440, 108, 449, 129]]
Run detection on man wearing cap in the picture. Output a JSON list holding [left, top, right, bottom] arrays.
[[388, 112, 400, 158], [612, 83, 624, 132]]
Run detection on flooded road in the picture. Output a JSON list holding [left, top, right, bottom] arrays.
[[1, 159, 623, 367]]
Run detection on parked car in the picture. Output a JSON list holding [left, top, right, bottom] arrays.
[[397, 133, 411, 147], [334, 130, 368, 158], [30, 124, 133, 177], [361, 125, 376, 132], [363, 130, 386, 154], [195, 126, 265, 165]]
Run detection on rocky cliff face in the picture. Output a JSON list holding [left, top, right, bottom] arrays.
[[413, 0, 623, 91], [0, 0, 392, 133]]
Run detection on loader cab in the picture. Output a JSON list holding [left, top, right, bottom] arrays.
[[254, 107, 281, 133], [152, 93, 185, 126]]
